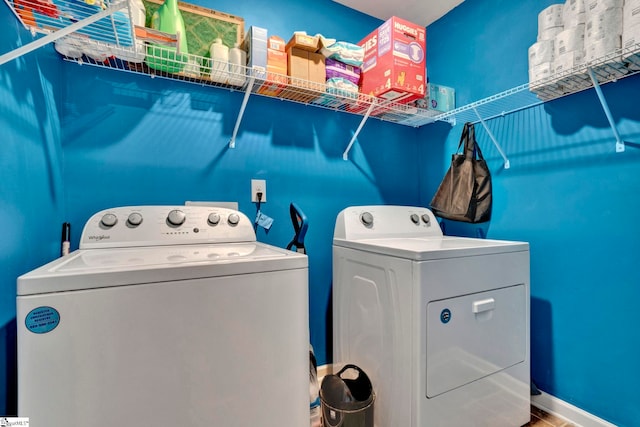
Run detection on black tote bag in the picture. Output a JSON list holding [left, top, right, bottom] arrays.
[[430, 122, 492, 223]]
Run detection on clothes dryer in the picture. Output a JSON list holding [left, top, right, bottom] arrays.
[[333, 205, 530, 427], [18, 206, 309, 427]]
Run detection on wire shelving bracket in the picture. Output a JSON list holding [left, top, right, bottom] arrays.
[[229, 75, 256, 148], [343, 101, 376, 161], [472, 106, 510, 169], [587, 67, 626, 153]]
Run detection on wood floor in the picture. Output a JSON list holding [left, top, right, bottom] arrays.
[[524, 405, 577, 427]]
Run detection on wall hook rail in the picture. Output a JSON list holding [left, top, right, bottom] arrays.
[[587, 67, 626, 153], [473, 106, 510, 169]]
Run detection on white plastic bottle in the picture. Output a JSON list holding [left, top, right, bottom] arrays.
[[210, 38, 229, 84], [128, 0, 146, 29], [228, 43, 247, 86]]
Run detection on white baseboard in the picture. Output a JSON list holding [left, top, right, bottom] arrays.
[[532, 391, 618, 427]]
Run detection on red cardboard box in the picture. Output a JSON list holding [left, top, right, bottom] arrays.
[[358, 16, 426, 103]]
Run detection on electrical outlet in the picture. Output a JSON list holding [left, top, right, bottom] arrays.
[[251, 179, 267, 203]]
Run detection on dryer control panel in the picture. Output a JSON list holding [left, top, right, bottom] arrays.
[[334, 205, 442, 241], [80, 206, 256, 249]]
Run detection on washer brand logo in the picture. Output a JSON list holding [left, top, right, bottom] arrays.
[[440, 308, 451, 324], [88, 234, 110, 241]]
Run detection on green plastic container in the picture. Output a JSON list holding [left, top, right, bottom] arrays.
[[145, 0, 189, 73]]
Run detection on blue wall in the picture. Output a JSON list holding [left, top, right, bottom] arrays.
[[1, 0, 428, 414], [5, 0, 639, 424], [0, 7, 67, 415], [59, 64, 423, 368], [424, 0, 640, 425]]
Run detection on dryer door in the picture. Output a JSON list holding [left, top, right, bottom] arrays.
[[425, 284, 526, 398]]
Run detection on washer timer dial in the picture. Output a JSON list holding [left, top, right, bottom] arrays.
[[100, 213, 118, 228], [167, 210, 186, 226], [227, 213, 240, 226], [360, 212, 374, 227], [208, 213, 221, 226], [127, 212, 143, 227]]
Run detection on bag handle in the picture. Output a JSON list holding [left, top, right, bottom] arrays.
[[469, 124, 487, 161], [455, 122, 471, 153], [464, 122, 475, 159], [464, 122, 487, 162]]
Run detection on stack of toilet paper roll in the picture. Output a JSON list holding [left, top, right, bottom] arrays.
[[584, 0, 623, 62], [528, 39, 555, 82], [623, 0, 640, 68], [623, 0, 640, 50], [529, 4, 564, 82], [530, 0, 640, 93], [555, 0, 586, 74], [539, 4, 565, 40], [554, 24, 585, 73], [564, 0, 586, 26]]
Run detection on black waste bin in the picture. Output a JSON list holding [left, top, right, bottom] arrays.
[[320, 364, 374, 427]]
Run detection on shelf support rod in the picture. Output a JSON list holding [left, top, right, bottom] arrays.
[[472, 106, 510, 169], [0, 1, 127, 66], [587, 67, 625, 153], [343, 100, 376, 160], [229, 75, 256, 148]]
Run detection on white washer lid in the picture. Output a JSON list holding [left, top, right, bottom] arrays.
[[333, 236, 529, 260], [18, 242, 307, 296]]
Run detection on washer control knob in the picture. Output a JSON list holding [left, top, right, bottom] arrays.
[[127, 212, 143, 227], [167, 210, 186, 226], [360, 212, 374, 226], [421, 214, 431, 225], [100, 213, 118, 228], [410, 214, 420, 224], [208, 213, 221, 226], [227, 213, 240, 226]]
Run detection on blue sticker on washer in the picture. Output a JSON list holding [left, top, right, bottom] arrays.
[[25, 306, 60, 334], [440, 308, 451, 324]]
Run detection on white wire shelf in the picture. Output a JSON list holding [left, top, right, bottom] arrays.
[[1, 0, 440, 160], [4, 0, 435, 126], [2, 0, 441, 148], [3, 0, 640, 158], [58, 45, 442, 127], [433, 42, 640, 126]]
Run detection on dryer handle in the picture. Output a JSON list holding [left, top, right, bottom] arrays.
[[472, 298, 495, 314]]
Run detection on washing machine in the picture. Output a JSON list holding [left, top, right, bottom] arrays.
[[332, 205, 530, 427], [17, 205, 309, 427]]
